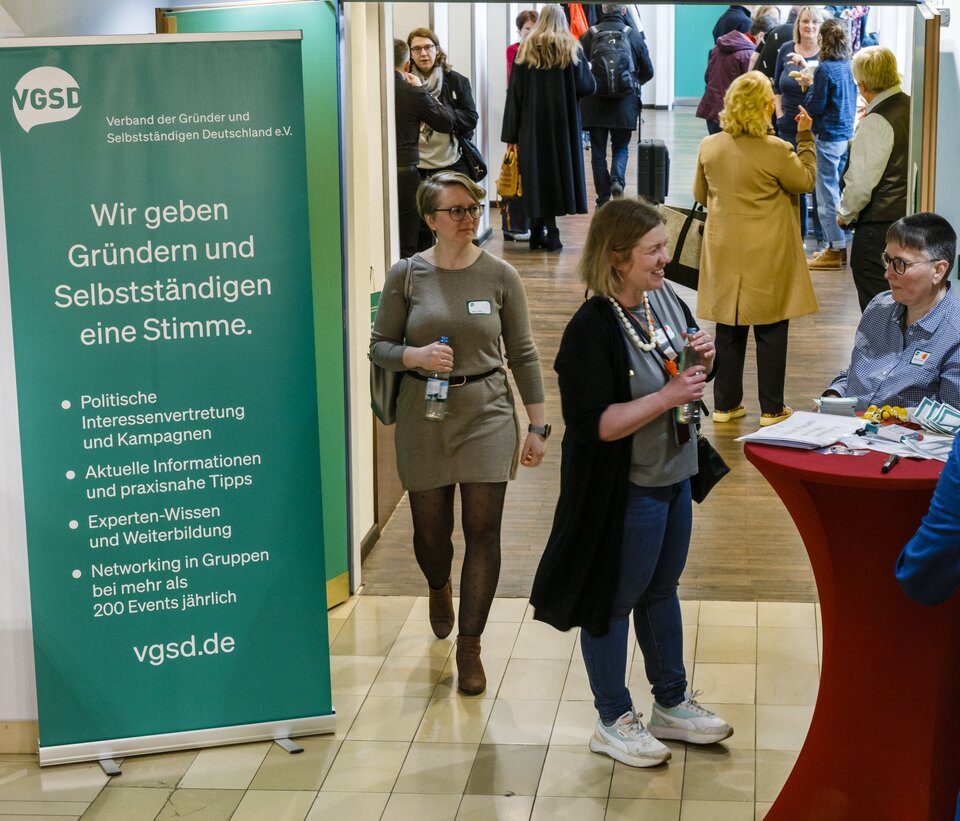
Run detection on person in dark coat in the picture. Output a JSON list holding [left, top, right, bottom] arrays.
[[696, 29, 756, 134], [393, 39, 455, 259], [531, 198, 731, 769], [501, 3, 595, 252], [407, 27, 480, 253], [712, 4, 752, 42], [751, 6, 800, 79], [502, 9, 538, 242], [579, 4, 654, 207]]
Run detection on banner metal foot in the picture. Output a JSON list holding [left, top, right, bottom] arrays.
[[98, 758, 122, 776], [274, 738, 303, 754]]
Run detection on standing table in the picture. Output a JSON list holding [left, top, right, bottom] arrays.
[[745, 443, 960, 821]]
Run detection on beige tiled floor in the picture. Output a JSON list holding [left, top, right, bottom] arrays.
[[0, 596, 822, 820]]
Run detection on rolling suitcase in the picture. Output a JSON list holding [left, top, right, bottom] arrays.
[[637, 138, 669, 203]]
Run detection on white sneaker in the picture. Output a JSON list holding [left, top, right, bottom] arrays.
[[648, 691, 733, 744], [588, 710, 671, 767]]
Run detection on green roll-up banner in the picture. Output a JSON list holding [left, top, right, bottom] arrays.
[[0, 33, 334, 765]]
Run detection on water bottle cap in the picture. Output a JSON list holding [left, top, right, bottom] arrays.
[[439, 335, 449, 343], [686, 327, 698, 334]]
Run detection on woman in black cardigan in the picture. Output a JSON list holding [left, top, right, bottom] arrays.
[[531, 198, 732, 768]]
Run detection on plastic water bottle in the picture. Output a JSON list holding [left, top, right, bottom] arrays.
[[424, 336, 450, 421], [676, 328, 701, 425]]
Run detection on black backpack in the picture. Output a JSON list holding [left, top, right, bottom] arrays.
[[587, 25, 636, 98]]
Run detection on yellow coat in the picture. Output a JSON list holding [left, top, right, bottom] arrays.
[[693, 130, 820, 326]]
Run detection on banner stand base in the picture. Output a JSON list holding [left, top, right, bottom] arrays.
[[40, 712, 336, 767], [274, 738, 305, 754], [98, 759, 122, 777]]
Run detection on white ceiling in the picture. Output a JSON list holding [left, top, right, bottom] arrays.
[[0, 5, 23, 36]]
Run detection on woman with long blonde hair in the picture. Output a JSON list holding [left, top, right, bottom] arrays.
[[502, 4, 595, 252]]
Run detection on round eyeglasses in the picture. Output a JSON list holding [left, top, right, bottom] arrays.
[[881, 251, 936, 276], [410, 45, 436, 54], [434, 204, 484, 221]]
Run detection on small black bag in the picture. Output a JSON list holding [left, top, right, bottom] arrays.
[[459, 136, 488, 182], [690, 432, 730, 504]]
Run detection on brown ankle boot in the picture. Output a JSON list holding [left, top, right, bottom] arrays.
[[428, 579, 454, 639], [456, 635, 486, 695]]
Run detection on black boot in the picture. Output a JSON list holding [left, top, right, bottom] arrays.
[[544, 227, 563, 252], [529, 218, 547, 250]]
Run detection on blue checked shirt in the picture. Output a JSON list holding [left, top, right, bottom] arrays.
[[826, 288, 960, 412]]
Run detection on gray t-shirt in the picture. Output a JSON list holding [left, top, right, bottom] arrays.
[[616, 288, 698, 487]]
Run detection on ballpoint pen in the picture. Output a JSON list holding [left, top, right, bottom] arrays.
[[881, 454, 901, 474]]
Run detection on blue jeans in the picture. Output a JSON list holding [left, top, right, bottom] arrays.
[[785, 133, 823, 241], [589, 127, 632, 206], [580, 481, 691, 723], [815, 138, 849, 248]]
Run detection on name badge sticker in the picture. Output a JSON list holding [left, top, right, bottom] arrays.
[[467, 300, 492, 315], [654, 327, 678, 360], [911, 349, 931, 366]]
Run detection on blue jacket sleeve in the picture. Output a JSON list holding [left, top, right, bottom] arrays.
[[895, 435, 960, 605]]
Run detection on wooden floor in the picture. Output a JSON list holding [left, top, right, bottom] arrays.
[[362, 108, 862, 602]]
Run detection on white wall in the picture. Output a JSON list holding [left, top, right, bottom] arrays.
[[935, 0, 960, 231], [342, 2, 388, 592]]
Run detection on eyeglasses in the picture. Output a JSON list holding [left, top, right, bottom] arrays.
[[410, 45, 436, 54], [881, 251, 937, 276], [434, 204, 484, 221]]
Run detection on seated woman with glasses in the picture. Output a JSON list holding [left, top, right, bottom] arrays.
[[370, 171, 547, 696], [822, 212, 960, 411]]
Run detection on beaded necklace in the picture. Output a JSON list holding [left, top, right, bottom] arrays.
[[609, 295, 657, 352], [609, 294, 681, 377]]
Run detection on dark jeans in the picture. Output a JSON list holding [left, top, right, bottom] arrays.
[[416, 157, 472, 251], [785, 133, 822, 241], [713, 320, 790, 415], [580, 482, 691, 723], [398, 166, 421, 259], [850, 221, 891, 312], [589, 127, 632, 206]]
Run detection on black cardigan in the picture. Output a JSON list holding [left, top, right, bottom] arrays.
[[530, 292, 702, 637]]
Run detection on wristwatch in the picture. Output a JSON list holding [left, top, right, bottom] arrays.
[[528, 423, 551, 439]]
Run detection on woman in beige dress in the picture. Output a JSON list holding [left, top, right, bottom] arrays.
[[694, 70, 819, 426], [370, 172, 547, 694]]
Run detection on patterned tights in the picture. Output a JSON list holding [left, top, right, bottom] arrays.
[[408, 482, 507, 637]]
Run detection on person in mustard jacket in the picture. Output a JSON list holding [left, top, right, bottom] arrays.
[[694, 70, 819, 427]]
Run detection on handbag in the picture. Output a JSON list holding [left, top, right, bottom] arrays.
[[458, 135, 488, 183], [496, 146, 522, 200], [690, 432, 730, 504], [369, 259, 413, 425], [660, 203, 706, 290]]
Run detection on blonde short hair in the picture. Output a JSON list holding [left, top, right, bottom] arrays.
[[416, 172, 486, 218], [579, 198, 664, 297], [793, 6, 824, 44], [516, 4, 580, 70], [852, 46, 900, 93], [720, 71, 774, 138]]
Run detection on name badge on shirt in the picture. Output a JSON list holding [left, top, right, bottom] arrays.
[[911, 349, 931, 366], [655, 325, 679, 360], [467, 300, 492, 315]]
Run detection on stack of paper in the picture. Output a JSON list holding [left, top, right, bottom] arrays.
[[909, 398, 960, 435], [737, 411, 865, 449]]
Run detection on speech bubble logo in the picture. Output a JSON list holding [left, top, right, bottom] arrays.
[[12, 67, 81, 133]]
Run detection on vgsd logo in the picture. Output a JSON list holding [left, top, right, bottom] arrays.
[[12, 66, 81, 133]]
